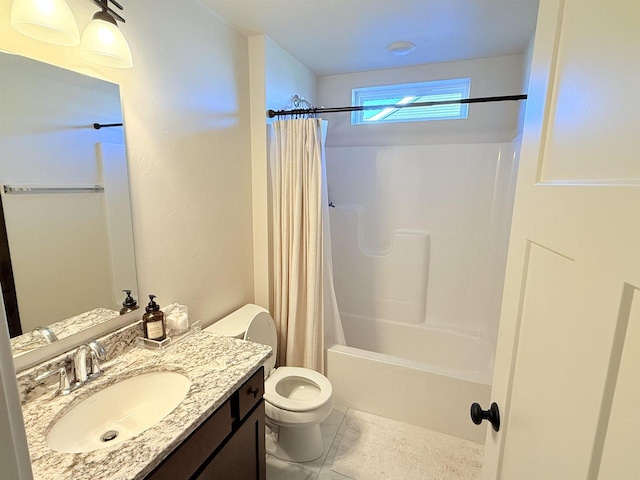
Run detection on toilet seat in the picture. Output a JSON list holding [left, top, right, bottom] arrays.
[[265, 366, 332, 412], [244, 310, 278, 377]]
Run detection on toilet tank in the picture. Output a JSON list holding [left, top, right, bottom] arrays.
[[206, 304, 277, 377], [205, 304, 269, 338]]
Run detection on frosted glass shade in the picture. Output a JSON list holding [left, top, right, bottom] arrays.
[[81, 15, 132, 69], [11, 0, 80, 46]]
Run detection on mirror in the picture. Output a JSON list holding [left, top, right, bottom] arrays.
[[0, 52, 138, 357]]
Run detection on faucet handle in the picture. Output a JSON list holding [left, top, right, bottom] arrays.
[[89, 340, 106, 359], [35, 360, 72, 394], [88, 350, 103, 377], [88, 340, 106, 377]]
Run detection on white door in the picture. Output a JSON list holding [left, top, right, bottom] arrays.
[[482, 1, 640, 479]]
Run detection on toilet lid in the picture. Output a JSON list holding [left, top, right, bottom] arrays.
[[244, 311, 277, 376], [264, 366, 333, 412]]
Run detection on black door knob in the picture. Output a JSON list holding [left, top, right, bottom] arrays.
[[470, 402, 500, 432]]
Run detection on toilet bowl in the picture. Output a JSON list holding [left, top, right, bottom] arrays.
[[205, 304, 333, 462]]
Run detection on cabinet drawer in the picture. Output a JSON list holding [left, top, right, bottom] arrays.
[[146, 400, 233, 480], [237, 367, 264, 421]]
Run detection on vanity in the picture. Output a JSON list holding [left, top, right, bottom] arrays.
[[18, 328, 271, 480]]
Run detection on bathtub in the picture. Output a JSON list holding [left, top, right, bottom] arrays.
[[327, 313, 492, 443]]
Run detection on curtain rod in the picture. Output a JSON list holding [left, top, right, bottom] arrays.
[[267, 94, 527, 118]]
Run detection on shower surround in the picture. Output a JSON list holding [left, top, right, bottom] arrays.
[[326, 141, 518, 442]]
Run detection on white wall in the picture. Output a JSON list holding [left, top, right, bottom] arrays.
[[319, 55, 524, 147], [0, 0, 254, 473], [320, 56, 522, 350], [248, 35, 316, 309], [264, 38, 317, 120], [518, 35, 536, 134]]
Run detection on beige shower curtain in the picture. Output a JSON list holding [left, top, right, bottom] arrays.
[[270, 118, 325, 373]]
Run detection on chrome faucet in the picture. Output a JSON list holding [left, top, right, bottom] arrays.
[[33, 326, 58, 343], [74, 344, 92, 383], [35, 340, 107, 396], [74, 341, 107, 383]]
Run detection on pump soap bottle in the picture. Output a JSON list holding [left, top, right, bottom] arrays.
[[120, 290, 139, 315], [142, 295, 167, 341]]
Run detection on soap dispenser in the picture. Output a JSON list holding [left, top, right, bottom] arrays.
[[142, 295, 166, 341], [120, 290, 139, 315]]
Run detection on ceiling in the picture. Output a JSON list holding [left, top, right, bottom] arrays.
[[200, 0, 540, 76]]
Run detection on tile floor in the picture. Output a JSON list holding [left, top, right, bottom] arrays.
[[266, 405, 351, 480], [265, 406, 482, 480]]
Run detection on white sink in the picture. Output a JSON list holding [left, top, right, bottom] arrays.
[[46, 371, 191, 453]]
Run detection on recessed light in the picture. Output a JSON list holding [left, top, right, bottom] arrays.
[[387, 41, 416, 56]]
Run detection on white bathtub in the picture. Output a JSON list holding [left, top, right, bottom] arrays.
[[327, 313, 492, 443]]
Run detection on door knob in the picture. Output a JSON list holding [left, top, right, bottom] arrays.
[[470, 402, 500, 432]]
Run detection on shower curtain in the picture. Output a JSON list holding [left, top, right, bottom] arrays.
[[269, 118, 344, 374]]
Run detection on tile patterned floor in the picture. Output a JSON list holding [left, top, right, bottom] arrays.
[[266, 405, 351, 480], [266, 406, 482, 480]]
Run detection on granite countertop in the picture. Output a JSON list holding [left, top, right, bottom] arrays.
[[21, 331, 272, 480], [11, 307, 120, 357]]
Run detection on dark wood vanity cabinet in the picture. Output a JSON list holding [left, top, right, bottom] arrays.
[[146, 367, 266, 480]]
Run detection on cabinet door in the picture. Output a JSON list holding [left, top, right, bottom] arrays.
[[197, 401, 266, 480], [146, 401, 233, 480]]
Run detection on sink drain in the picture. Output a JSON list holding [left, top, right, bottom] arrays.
[[100, 430, 119, 442]]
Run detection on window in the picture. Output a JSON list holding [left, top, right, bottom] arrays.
[[351, 78, 471, 125]]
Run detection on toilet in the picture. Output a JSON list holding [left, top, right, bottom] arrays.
[[205, 304, 333, 462]]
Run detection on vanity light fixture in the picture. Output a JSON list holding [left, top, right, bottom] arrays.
[[80, 0, 132, 68], [10, 0, 80, 46]]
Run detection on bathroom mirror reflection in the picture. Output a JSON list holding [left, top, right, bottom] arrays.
[[0, 52, 138, 357]]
